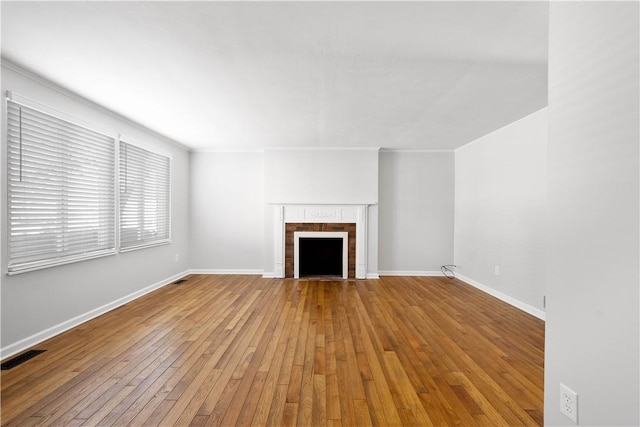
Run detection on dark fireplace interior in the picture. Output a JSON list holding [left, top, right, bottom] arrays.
[[299, 238, 343, 277], [285, 223, 355, 278]]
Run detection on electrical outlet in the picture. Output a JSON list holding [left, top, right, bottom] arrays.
[[560, 383, 578, 423], [175, 253, 179, 262], [494, 265, 500, 276]]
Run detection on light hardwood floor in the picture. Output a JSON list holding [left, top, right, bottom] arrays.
[[1, 275, 544, 426]]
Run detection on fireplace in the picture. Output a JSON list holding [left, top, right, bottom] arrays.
[[287, 224, 354, 278], [272, 205, 368, 279], [295, 232, 348, 278]]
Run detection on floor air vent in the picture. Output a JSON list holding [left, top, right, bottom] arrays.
[[1, 349, 46, 370], [173, 279, 187, 285]]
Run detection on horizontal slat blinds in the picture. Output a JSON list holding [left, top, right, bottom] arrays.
[[119, 141, 171, 250], [7, 100, 117, 273]]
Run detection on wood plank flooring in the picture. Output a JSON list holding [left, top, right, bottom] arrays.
[[1, 275, 544, 426]]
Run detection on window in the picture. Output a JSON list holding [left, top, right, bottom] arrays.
[[6, 100, 117, 274], [6, 96, 172, 273], [119, 141, 171, 250]]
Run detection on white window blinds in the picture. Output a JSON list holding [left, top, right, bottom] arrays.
[[119, 141, 171, 250], [7, 100, 117, 274]]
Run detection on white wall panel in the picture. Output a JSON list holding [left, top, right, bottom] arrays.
[[378, 151, 454, 273], [189, 151, 264, 271], [545, 3, 639, 425], [264, 148, 379, 204], [454, 108, 547, 313]]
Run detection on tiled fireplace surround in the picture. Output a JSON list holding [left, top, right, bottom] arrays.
[[272, 205, 369, 279]]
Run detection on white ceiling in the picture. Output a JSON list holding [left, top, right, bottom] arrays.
[[1, 1, 548, 151]]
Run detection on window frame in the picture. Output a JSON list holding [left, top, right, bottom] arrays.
[[5, 95, 118, 275], [5, 92, 173, 275], [118, 139, 172, 252]]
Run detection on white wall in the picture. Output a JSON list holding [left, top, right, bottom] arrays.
[[264, 148, 379, 205], [189, 151, 264, 273], [262, 148, 380, 277], [545, 3, 639, 425], [191, 148, 382, 277], [454, 109, 547, 317], [378, 151, 454, 274], [1, 64, 191, 356]]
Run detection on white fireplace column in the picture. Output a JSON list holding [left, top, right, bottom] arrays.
[[272, 204, 369, 279]]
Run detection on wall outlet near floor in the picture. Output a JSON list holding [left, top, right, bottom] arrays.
[[560, 383, 578, 423], [175, 253, 179, 262], [494, 265, 500, 276]]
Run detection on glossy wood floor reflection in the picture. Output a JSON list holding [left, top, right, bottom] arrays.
[[1, 275, 544, 426]]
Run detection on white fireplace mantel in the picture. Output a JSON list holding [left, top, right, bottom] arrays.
[[272, 204, 368, 279]]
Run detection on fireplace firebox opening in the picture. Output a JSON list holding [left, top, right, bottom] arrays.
[[294, 231, 349, 279], [299, 238, 343, 277]]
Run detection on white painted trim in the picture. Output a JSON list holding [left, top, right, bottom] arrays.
[[274, 204, 369, 279], [378, 270, 445, 276], [456, 274, 546, 321], [0, 270, 190, 361], [294, 231, 348, 279], [266, 271, 382, 280], [188, 269, 265, 275], [191, 148, 265, 153], [355, 206, 368, 279], [267, 202, 375, 206], [379, 148, 454, 153], [265, 147, 380, 152]]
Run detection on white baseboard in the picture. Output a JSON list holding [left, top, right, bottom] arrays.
[[1, 269, 544, 361], [261, 273, 380, 279], [190, 270, 380, 279], [260, 272, 380, 279], [189, 269, 265, 275], [261, 272, 381, 279], [1, 270, 190, 361], [455, 274, 546, 321], [378, 270, 444, 277], [261, 272, 380, 279]]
